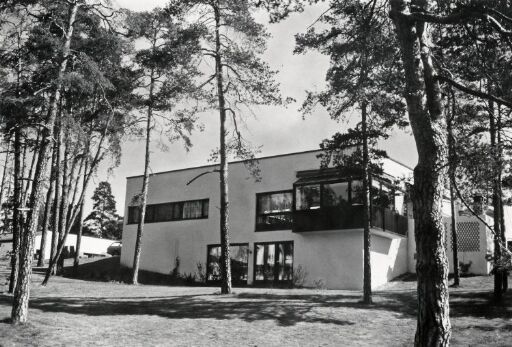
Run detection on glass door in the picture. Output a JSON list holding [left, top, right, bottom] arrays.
[[254, 241, 293, 285]]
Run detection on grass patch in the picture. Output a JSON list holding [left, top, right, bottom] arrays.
[[0, 259, 511, 346]]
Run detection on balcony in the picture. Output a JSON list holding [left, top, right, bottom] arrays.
[[293, 205, 408, 237]]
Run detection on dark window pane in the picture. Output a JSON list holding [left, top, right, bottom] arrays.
[[144, 205, 155, 223], [256, 192, 293, 231], [323, 182, 349, 206], [202, 200, 209, 217], [207, 246, 221, 281], [295, 185, 321, 210], [128, 206, 140, 224], [351, 180, 363, 205], [172, 203, 182, 220], [258, 192, 292, 214], [207, 244, 248, 282], [154, 203, 173, 222]]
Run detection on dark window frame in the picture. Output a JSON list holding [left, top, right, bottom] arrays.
[[294, 178, 359, 211], [206, 243, 249, 285], [255, 190, 294, 232], [293, 177, 401, 211], [126, 198, 209, 225], [253, 240, 294, 286]]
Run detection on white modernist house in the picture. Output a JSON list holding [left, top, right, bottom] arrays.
[[120, 149, 495, 289]]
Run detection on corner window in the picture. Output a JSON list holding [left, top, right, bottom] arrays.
[[295, 184, 321, 210], [323, 182, 349, 206], [256, 191, 293, 231]]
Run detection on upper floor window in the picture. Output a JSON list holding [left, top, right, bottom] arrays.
[[127, 198, 209, 224], [295, 181, 353, 210], [256, 191, 293, 231]]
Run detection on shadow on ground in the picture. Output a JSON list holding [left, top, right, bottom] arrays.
[[0, 293, 357, 327], [1, 284, 509, 328]]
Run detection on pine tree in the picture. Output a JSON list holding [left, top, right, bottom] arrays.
[[295, 0, 407, 304], [184, 0, 288, 294], [125, 5, 202, 285]]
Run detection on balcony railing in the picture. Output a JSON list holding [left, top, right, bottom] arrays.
[[293, 204, 408, 236]]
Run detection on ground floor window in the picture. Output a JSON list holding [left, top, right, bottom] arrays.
[[254, 241, 293, 284], [206, 243, 249, 284]]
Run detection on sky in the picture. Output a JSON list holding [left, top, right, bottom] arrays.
[[86, 0, 418, 216]]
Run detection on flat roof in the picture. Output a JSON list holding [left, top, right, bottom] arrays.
[[126, 148, 413, 180]]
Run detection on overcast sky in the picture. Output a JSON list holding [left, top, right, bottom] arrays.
[[87, 0, 417, 215]]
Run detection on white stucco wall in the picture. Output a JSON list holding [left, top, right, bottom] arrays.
[[371, 233, 408, 288], [121, 150, 412, 289]]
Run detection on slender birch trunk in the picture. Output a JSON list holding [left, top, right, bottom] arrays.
[[11, 1, 79, 324]]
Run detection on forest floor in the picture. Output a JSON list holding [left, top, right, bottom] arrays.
[[0, 258, 511, 346]]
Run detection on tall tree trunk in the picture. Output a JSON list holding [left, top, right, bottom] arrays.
[[37, 146, 57, 267], [499, 197, 508, 292], [449, 184, 459, 286], [214, 4, 231, 295], [131, 68, 154, 285], [73, 155, 88, 276], [497, 104, 508, 292], [22, 130, 40, 204], [390, 1, 451, 345], [447, 92, 460, 287], [49, 122, 62, 275], [11, 1, 79, 324], [42, 109, 112, 286], [489, 98, 503, 302], [8, 130, 22, 294], [361, 101, 372, 304], [56, 133, 70, 275], [0, 139, 11, 212]]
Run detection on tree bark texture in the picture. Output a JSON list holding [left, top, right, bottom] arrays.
[[56, 134, 70, 275], [11, 1, 79, 324], [73, 146, 89, 275], [131, 68, 154, 285], [497, 106, 508, 292], [361, 101, 372, 304], [8, 130, 22, 294], [447, 97, 460, 287], [49, 122, 62, 275], [214, 4, 232, 295], [37, 148, 56, 267], [489, 99, 503, 301], [390, 1, 451, 345], [0, 139, 11, 211]]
